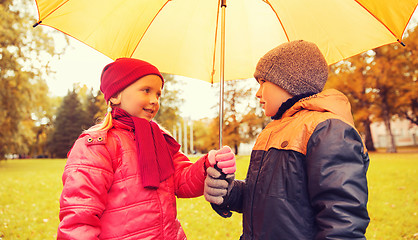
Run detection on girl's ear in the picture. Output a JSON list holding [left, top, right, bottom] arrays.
[[109, 93, 121, 105]]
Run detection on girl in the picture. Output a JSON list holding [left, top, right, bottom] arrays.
[[57, 58, 236, 240]]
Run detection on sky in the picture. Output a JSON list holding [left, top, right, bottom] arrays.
[[46, 36, 221, 121]]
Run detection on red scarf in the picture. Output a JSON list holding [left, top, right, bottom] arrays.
[[112, 107, 180, 189]]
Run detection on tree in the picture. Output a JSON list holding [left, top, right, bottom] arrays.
[[327, 25, 418, 153], [0, 0, 61, 158], [73, 84, 104, 127], [327, 57, 377, 151], [154, 73, 183, 131], [93, 91, 107, 122], [365, 28, 417, 153], [327, 52, 401, 153], [220, 80, 251, 153], [84, 90, 102, 126], [48, 90, 87, 158], [240, 107, 269, 144], [29, 93, 62, 158], [192, 118, 216, 154], [390, 26, 418, 125], [186, 78, 270, 154], [205, 79, 268, 154]]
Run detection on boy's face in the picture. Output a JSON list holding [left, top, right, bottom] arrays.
[[256, 79, 293, 117], [111, 75, 163, 121]]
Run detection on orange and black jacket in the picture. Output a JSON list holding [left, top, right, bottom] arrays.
[[215, 89, 370, 240]]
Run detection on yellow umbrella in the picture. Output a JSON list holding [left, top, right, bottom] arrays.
[[34, 0, 418, 146]]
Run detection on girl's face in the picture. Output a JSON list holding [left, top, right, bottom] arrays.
[[111, 75, 163, 121], [255, 79, 293, 117]]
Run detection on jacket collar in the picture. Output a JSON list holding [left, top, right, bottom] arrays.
[[271, 92, 316, 120], [281, 89, 355, 126]]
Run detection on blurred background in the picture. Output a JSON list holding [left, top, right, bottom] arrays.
[[1, 1, 417, 239], [1, 1, 417, 158]]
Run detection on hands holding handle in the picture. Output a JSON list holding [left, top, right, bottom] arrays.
[[204, 146, 236, 209]]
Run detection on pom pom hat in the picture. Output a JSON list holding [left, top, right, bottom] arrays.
[[100, 58, 164, 102], [254, 40, 328, 96]]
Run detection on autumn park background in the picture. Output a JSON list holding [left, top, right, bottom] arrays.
[[1, 1, 418, 239]]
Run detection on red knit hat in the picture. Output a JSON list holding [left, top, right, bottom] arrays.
[[100, 58, 164, 101]]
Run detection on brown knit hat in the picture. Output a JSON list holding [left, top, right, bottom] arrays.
[[254, 40, 328, 96]]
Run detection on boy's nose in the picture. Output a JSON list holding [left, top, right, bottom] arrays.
[[255, 87, 262, 98]]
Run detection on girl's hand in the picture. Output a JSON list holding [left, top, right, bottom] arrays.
[[207, 146, 236, 174]]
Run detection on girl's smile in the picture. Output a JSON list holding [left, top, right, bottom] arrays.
[[110, 74, 163, 121]]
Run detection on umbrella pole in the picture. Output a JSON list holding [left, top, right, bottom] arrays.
[[219, 0, 226, 149]]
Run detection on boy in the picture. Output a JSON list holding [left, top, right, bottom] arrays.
[[204, 40, 370, 239]]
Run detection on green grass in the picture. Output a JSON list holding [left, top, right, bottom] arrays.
[[364, 153, 418, 240], [0, 160, 65, 239], [0, 153, 417, 239]]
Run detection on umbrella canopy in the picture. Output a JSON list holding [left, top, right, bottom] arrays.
[[34, 0, 418, 84], [34, 0, 417, 147]]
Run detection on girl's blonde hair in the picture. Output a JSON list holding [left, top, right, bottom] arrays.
[[84, 102, 114, 133], [84, 101, 172, 136]]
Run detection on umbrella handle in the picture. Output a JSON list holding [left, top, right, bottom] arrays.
[[219, 0, 226, 149], [214, 163, 227, 180]]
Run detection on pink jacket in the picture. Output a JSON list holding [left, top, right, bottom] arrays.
[[57, 123, 207, 240]]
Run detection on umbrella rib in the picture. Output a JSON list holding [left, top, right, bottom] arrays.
[[264, 0, 289, 42], [34, 0, 70, 25], [353, 0, 402, 42], [129, 1, 171, 58], [210, 0, 222, 85]]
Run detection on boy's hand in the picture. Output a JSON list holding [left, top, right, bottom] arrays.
[[204, 167, 235, 205], [207, 146, 236, 174]]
